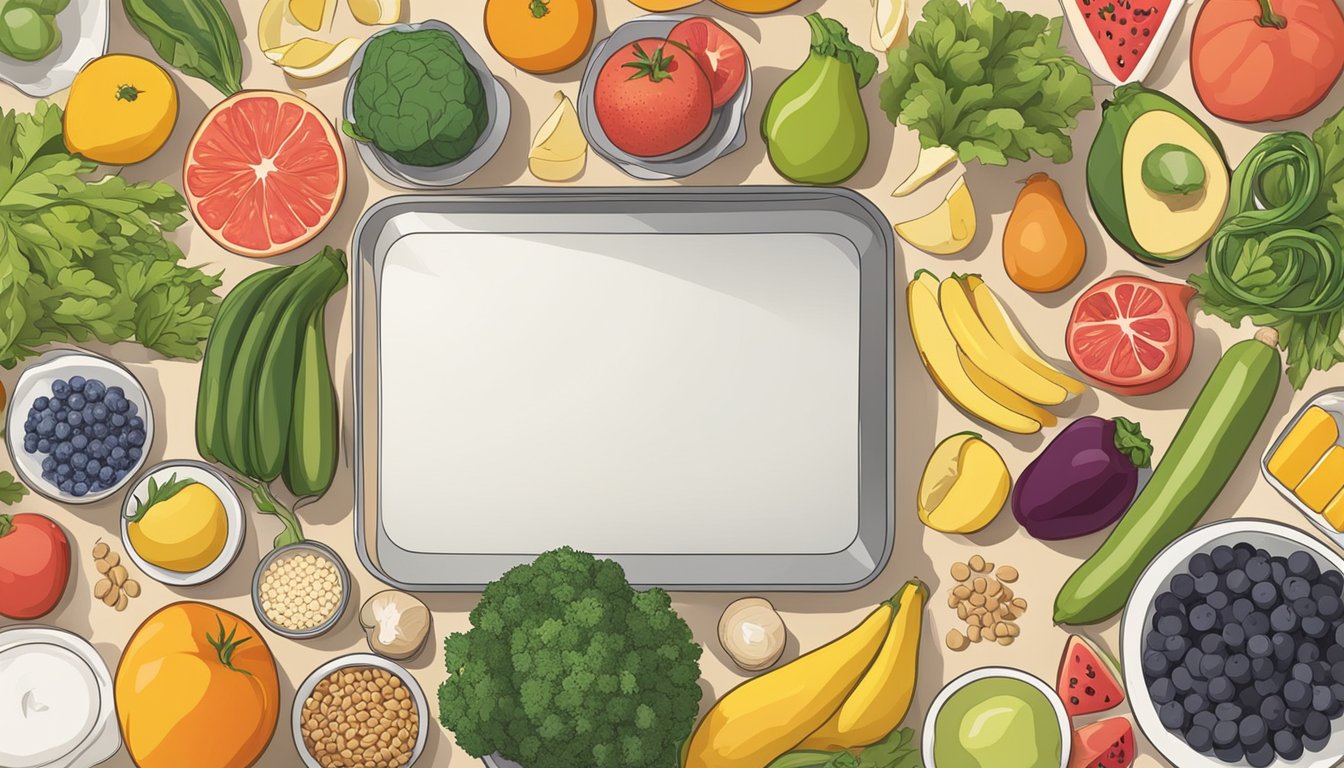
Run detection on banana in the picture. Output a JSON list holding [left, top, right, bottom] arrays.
[[683, 598, 896, 768], [907, 272, 1041, 435], [196, 265, 294, 467], [252, 248, 346, 481], [282, 259, 345, 498], [963, 274, 1086, 396], [958, 350, 1058, 429], [797, 579, 927, 750], [222, 254, 330, 479], [939, 277, 1070, 405]]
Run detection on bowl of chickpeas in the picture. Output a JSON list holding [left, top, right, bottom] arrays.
[[293, 654, 427, 768], [251, 540, 351, 640]]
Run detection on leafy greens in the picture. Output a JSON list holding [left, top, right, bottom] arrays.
[[1189, 116, 1344, 389], [879, 0, 1095, 166], [0, 102, 221, 369], [768, 727, 923, 768], [122, 0, 243, 96]]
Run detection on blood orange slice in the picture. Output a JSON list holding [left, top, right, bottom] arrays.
[[1067, 276, 1195, 395], [184, 91, 346, 258]]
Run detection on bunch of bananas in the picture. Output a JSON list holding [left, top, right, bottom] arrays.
[[908, 271, 1085, 434], [197, 247, 346, 502], [684, 579, 927, 767]]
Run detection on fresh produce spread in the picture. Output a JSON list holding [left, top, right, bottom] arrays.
[[1, 1, 1343, 768]]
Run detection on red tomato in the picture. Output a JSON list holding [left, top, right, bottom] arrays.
[[1191, 0, 1344, 122], [1066, 276, 1196, 395], [0, 513, 71, 619], [667, 17, 747, 108], [594, 37, 712, 157]]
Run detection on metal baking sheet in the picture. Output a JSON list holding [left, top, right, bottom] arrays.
[[352, 188, 894, 590]]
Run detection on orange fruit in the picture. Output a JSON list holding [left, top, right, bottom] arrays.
[[184, 91, 346, 259], [485, 0, 595, 74]]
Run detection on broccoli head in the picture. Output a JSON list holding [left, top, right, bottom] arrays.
[[439, 548, 703, 768]]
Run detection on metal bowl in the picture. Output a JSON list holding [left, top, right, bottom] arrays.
[[251, 540, 352, 640], [343, 20, 510, 189], [292, 653, 429, 768], [121, 460, 246, 587], [1262, 388, 1344, 548], [5, 349, 154, 504], [577, 14, 751, 181]]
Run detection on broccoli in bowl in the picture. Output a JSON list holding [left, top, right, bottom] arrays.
[[439, 548, 703, 768], [344, 28, 489, 168]]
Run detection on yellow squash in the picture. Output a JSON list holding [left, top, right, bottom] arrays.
[[798, 579, 927, 749], [64, 55, 177, 166], [1269, 406, 1338, 488], [683, 598, 896, 768], [127, 476, 227, 573]]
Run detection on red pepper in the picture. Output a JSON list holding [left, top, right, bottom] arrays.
[[0, 513, 71, 620]]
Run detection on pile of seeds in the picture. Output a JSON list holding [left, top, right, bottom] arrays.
[[259, 551, 343, 631], [945, 554, 1027, 651], [92, 540, 140, 612], [300, 665, 419, 768]]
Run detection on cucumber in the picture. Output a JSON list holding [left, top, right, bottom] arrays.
[[1054, 331, 1282, 625], [282, 288, 340, 498]]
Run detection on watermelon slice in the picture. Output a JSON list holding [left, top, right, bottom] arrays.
[[1061, 0, 1183, 85], [1057, 634, 1125, 717], [1068, 717, 1134, 768]]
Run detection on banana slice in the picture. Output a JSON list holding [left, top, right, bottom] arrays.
[[894, 178, 976, 255], [964, 275, 1087, 396], [871, 0, 908, 52], [349, 0, 402, 25], [260, 0, 360, 79], [907, 271, 1041, 435], [939, 277, 1070, 406], [529, 92, 587, 182]]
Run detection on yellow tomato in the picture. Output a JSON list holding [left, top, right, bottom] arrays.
[[128, 482, 227, 573], [64, 54, 178, 166]]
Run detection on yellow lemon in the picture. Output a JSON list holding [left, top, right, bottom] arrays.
[[64, 54, 177, 166], [918, 432, 1011, 533], [127, 476, 227, 573]]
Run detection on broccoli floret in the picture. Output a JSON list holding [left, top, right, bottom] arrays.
[[439, 548, 702, 768]]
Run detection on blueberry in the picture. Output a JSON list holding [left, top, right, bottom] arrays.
[[1214, 743, 1244, 763], [1252, 581, 1279, 609], [1306, 710, 1331, 740], [1244, 610, 1271, 636], [1165, 634, 1190, 661], [53, 443, 72, 461], [1289, 551, 1320, 579], [1293, 662, 1314, 684], [40, 456, 55, 472], [1314, 684, 1333, 711], [1275, 730, 1304, 761], [1191, 552, 1216, 576], [71, 481, 88, 497], [1324, 569, 1344, 592], [1223, 623, 1247, 648], [1271, 559, 1289, 583], [1173, 666, 1196, 693], [1287, 707, 1309, 727], [83, 379, 104, 400], [1304, 615, 1328, 638], [1200, 654, 1225, 679], [128, 415, 143, 431], [70, 452, 86, 469], [35, 418, 54, 437], [1158, 613, 1187, 636], [1260, 694, 1286, 728], [70, 434, 87, 451], [72, 470, 85, 483], [1283, 576, 1311, 602], [31, 395, 49, 411], [67, 375, 85, 393], [1185, 724, 1213, 753], [1239, 714, 1268, 747], [1185, 647, 1206, 673], [1213, 720, 1239, 747], [109, 396, 128, 414], [1286, 679, 1312, 709], [1226, 569, 1252, 595], [1159, 700, 1188, 730], [55, 463, 69, 478], [97, 466, 114, 483], [127, 447, 141, 462], [1208, 675, 1235, 703], [65, 411, 81, 427], [91, 422, 109, 439], [1201, 634, 1227, 655], [89, 440, 107, 460], [1215, 701, 1243, 721], [1239, 685, 1264, 710], [1273, 632, 1297, 663], [1195, 571, 1219, 595], [67, 393, 85, 410], [1206, 590, 1229, 611], [110, 446, 126, 462], [22, 434, 37, 453], [35, 438, 50, 453], [127, 429, 145, 448], [1144, 651, 1169, 677], [110, 413, 126, 428], [1311, 660, 1331, 683], [90, 404, 107, 422], [50, 380, 69, 397], [58, 479, 73, 494], [1184, 693, 1207, 714], [1251, 656, 1276, 681], [1147, 630, 1167, 652], [1189, 604, 1217, 633], [1299, 642, 1322, 664], [1245, 742, 1275, 768], [1226, 654, 1252, 683], [1248, 634, 1272, 658], [1247, 556, 1272, 582], [1150, 676, 1177, 704], [1294, 597, 1319, 618], [1156, 592, 1183, 615]]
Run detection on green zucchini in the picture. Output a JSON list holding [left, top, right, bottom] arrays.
[[1054, 331, 1282, 625]]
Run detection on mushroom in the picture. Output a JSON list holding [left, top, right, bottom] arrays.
[[358, 590, 431, 660], [718, 597, 787, 671]]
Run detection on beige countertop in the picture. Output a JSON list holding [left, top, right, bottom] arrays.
[[1, 0, 1343, 766]]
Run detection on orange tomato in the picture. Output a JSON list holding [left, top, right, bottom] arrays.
[[115, 603, 280, 768], [485, 0, 595, 74]]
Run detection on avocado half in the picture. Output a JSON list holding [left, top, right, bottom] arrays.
[[1087, 84, 1231, 266]]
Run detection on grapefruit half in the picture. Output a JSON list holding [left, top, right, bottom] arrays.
[[1066, 276, 1195, 395], [184, 91, 346, 258]]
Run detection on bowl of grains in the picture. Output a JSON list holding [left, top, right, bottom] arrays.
[[252, 540, 351, 639], [293, 654, 427, 768]]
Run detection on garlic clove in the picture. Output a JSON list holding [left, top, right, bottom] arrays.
[[359, 590, 431, 660], [718, 597, 787, 672]]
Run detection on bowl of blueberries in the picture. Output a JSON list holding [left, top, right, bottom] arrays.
[[1123, 518, 1344, 768], [5, 350, 153, 503]]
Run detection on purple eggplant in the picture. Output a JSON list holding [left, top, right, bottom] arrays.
[[1013, 416, 1153, 540]]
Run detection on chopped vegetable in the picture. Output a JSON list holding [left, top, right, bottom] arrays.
[[439, 548, 701, 768], [122, 0, 244, 96], [0, 102, 221, 369], [768, 727, 923, 767], [880, 0, 1094, 167]]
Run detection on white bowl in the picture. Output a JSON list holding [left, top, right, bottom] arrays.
[[6, 350, 153, 504], [119, 461, 245, 587], [0, 624, 121, 768], [1262, 389, 1344, 548], [0, 0, 108, 97], [921, 666, 1072, 768], [292, 653, 428, 768], [1121, 519, 1344, 768]]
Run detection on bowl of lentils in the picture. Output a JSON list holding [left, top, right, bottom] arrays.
[[293, 653, 426, 768], [252, 540, 351, 640], [1123, 519, 1344, 768], [5, 350, 153, 503]]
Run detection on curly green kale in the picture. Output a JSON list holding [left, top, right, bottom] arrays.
[[345, 29, 488, 167], [439, 548, 703, 768]]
